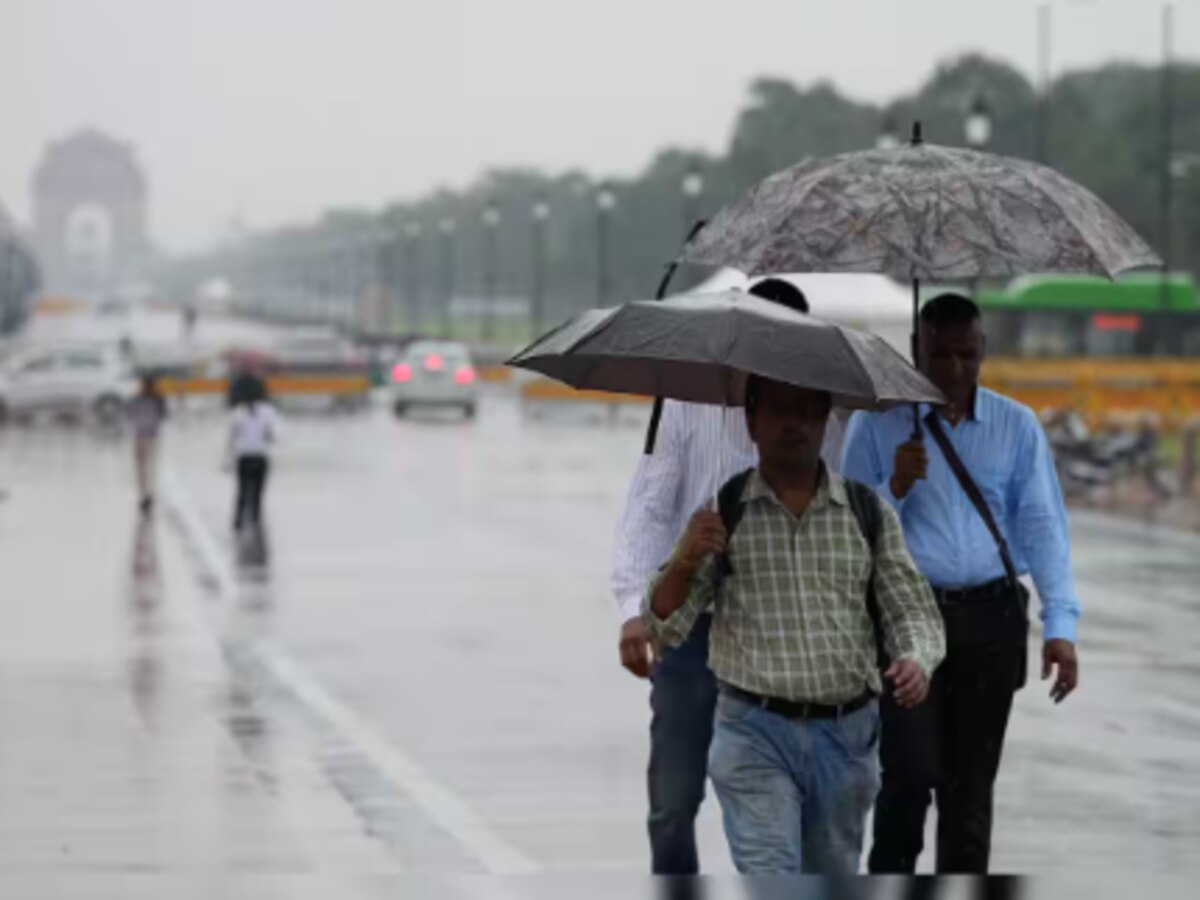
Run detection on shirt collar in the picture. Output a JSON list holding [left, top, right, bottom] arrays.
[[743, 464, 845, 510], [920, 386, 989, 425]]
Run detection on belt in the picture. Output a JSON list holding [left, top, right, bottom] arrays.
[[719, 683, 874, 720], [931, 576, 1013, 606]]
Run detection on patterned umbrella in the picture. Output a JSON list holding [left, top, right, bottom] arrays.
[[683, 125, 1161, 283], [681, 123, 1161, 434]]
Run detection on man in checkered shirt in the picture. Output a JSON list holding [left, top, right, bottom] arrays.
[[644, 375, 945, 875]]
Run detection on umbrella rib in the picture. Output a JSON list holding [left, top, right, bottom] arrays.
[[1011, 165, 1120, 278], [748, 166, 839, 272]]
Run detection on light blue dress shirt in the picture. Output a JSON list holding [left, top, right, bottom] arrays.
[[841, 388, 1081, 643]]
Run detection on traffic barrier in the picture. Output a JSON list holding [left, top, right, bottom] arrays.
[[519, 378, 650, 405], [156, 374, 371, 397]]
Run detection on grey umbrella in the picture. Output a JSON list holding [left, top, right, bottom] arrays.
[[508, 289, 945, 410]]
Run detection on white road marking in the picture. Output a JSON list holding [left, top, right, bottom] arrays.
[[160, 465, 539, 877]]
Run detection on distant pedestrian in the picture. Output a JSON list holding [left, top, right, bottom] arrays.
[[228, 394, 279, 532], [128, 375, 168, 514]]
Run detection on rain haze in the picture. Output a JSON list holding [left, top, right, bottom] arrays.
[[1, 0, 1197, 249], [2, 1, 1200, 897]]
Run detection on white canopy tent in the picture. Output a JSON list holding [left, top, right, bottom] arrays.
[[691, 269, 914, 358]]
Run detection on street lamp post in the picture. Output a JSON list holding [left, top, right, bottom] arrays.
[[1160, 2, 1176, 311], [404, 221, 423, 335], [682, 164, 704, 233], [439, 217, 456, 339], [1035, 2, 1051, 163], [965, 93, 993, 149], [595, 186, 616, 305], [531, 196, 550, 336], [482, 201, 501, 342]]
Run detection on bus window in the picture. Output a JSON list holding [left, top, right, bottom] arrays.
[[1019, 312, 1084, 358], [982, 311, 1021, 355], [1086, 312, 1142, 357]]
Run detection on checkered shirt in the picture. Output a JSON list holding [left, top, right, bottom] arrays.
[[643, 469, 945, 704]]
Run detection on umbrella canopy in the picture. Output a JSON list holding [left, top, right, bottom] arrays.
[[508, 290, 945, 411], [682, 140, 1161, 281]]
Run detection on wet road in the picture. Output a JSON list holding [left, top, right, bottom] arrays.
[[2, 313, 1199, 894], [157, 390, 1200, 877]]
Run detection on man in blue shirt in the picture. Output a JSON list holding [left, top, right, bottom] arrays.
[[841, 293, 1081, 876]]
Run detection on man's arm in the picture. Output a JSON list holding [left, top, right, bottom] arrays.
[[612, 402, 688, 620], [841, 412, 921, 509], [871, 501, 946, 701], [642, 512, 722, 651], [1011, 413, 1081, 702], [611, 403, 688, 676]]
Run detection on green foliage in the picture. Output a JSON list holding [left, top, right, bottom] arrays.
[[178, 55, 1200, 341]]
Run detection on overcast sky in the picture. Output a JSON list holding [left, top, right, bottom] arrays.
[[3, 0, 1196, 252]]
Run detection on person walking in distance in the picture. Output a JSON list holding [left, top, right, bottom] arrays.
[[841, 293, 1081, 877], [611, 278, 845, 875], [228, 389, 279, 532], [128, 375, 168, 514]]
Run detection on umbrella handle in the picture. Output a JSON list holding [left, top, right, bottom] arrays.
[[910, 275, 922, 441], [644, 219, 708, 456]]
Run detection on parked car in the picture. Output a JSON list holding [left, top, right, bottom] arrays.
[[0, 343, 137, 426], [390, 340, 478, 418]]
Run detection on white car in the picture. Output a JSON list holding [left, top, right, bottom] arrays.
[[0, 344, 138, 426], [390, 340, 478, 419]]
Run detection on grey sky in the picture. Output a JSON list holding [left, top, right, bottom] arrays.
[[2, 0, 1195, 252]]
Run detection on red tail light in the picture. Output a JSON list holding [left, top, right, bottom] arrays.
[[424, 354, 444, 371], [455, 367, 476, 385], [392, 363, 413, 383]]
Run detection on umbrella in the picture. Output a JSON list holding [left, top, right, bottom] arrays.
[[683, 124, 1160, 285], [680, 122, 1161, 429], [508, 289, 945, 411]]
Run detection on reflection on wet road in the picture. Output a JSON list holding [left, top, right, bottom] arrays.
[[160, 392, 1200, 877], [1, 383, 1198, 894]]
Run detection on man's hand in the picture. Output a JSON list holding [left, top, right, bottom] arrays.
[[1042, 639, 1079, 704], [673, 509, 727, 572], [890, 439, 929, 500], [884, 659, 930, 708], [619, 616, 655, 679]]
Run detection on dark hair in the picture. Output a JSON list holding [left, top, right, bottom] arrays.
[[748, 278, 808, 314], [920, 292, 981, 329], [745, 373, 831, 416]]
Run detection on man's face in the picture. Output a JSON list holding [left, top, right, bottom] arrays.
[[746, 380, 829, 473], [919, 320, 985, 408]]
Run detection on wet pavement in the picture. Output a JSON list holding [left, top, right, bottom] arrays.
[[1, 368, 1199, 895]]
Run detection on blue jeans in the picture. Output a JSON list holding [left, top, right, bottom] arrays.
[[709, 690, 881, 874], [648, 614, 717, 875]]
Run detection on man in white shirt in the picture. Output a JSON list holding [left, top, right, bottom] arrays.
[[611, 278, 843, 874]]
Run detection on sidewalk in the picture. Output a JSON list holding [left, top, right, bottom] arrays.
[[0, 433, 396, 898]]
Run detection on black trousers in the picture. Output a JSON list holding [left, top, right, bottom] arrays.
[[234, 455, 269, 529], [869, 583, 1028, 875]]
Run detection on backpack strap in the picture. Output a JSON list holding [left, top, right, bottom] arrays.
[[712, 468, 754, 585], [844, 479, 888, 670]]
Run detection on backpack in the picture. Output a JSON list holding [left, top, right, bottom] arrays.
[[714, 468, 888, 669]]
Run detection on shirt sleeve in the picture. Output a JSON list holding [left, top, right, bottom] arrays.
[[1010, 413, 1081, 643], [871, 500, 946, 678], [841, 412, 908, 510], [610, 403, 688, 622], [641, 557, 716, 648]]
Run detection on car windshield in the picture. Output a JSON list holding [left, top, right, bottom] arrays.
[[408, 344, 470, 365]]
